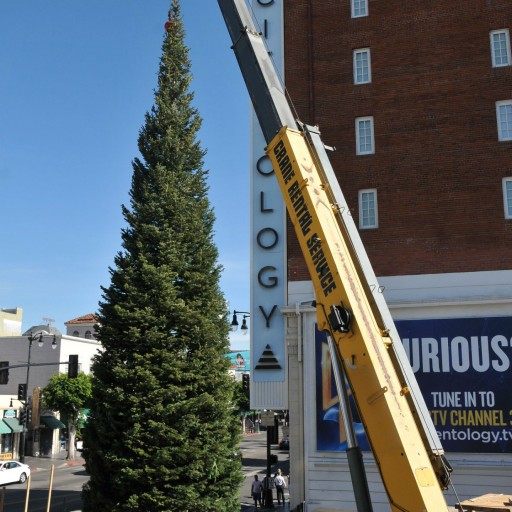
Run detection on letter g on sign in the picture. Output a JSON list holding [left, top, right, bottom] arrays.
[[258, 266, 278, 288]]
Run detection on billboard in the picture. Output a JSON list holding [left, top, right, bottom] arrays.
[[227, 350, 250, 372], [316, 316, 512, 453]]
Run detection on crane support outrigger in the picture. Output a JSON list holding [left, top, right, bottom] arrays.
[[217, 1, 453, 510]]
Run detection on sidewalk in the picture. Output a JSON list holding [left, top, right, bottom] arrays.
[[242, 504, 290, 511], [242, 498, 291, 512], [240, 431, 290, 512], [24, 451, 85, 473]]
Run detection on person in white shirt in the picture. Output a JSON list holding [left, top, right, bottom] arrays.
[[274, 468, 287, 505]]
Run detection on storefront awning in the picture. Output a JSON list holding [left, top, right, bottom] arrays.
[[3, 417, 23, 433], [40, 416, 66, 429], [0, 420, 11, 434]]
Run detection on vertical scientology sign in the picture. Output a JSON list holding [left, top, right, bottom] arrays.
[[250, 0, 286, 386]]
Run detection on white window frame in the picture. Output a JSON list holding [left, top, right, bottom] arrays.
[[359, 189, 378, 229], [496, 100, 512, 141], [351, 0, 368, 18], [353, 48, 372, 84], [355, 116, 375, 155], [490, 29, 511, 68], [503, 178, 512, 219]]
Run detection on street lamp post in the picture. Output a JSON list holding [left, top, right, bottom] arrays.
[[230, 310, 250, 335], [265, 425, 274, 508], [19, 331, 57, 462]]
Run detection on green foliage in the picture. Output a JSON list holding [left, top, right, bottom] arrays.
[[43, 372, 92, 460], [43, 372, 92, 423], [233, 380, 250, 414], [82, 4, 243, 511]]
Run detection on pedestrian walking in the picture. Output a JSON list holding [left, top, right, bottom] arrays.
[[251, 474, 263, 508]]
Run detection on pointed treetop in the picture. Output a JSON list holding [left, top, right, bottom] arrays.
[[165, 0, 180, 31]]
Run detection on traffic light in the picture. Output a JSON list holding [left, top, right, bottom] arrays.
[[27, 407, 32, 426], [0, 362, 8, 384], [17, 383, 27, 401], [19, 407, 26, 426], [242, 373, 250, 393], [68, 354, 79, 378]]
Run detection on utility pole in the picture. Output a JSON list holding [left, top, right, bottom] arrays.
[[265, 426, 274, 508], [18, 334, 35, 463], [261, 411, 275, 508], [16, 331, 60, 462]]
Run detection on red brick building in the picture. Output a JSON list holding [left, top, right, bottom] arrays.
[[284, 0, 512, 280], [247, 1, 512, 510]]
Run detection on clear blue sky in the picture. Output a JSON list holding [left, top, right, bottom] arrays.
[[0, 1, 251, 349]]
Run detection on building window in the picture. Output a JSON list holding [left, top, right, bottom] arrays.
[[0, 362, 8, 385], [496, 101, 512, 141], [353, 48, 371, 84], [85, 330, 92, 339], [72, 330, 79, 337], [359, 189, 378, 229], [356, 116, 375, 154], [503, 178, 512, 219], [490, 29, 511, 67], [351, 0, 368, 18]]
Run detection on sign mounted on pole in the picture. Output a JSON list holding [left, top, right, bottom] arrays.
[[261, 411, 275, 427]]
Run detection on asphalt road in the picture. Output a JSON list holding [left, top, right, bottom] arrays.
[[1, 455, 86, 512]]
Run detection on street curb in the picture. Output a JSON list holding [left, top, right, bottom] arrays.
[[28, 458, 85, 473]]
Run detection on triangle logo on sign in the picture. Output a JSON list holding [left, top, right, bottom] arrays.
[[255, 344, 281, 370]]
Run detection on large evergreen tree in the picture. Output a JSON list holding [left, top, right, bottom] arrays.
[[82, 4, 242, 511]]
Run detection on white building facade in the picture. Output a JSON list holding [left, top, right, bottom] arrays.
[[284, 273, 512, 511]]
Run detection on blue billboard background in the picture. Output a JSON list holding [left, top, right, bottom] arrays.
[[316, 316, 512, 453], [227, 350, 250, 372]]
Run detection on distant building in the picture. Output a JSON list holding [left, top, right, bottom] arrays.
[[0, 319, 101, 459], [22, 324, 62, 337], [64, 313, 99, 340], [0, 308, 22, 336]]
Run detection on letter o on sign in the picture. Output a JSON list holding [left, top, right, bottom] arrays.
[[256, 155, 274, 176], [256, 227, 279, 249], [257, 0, 275, 5]]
